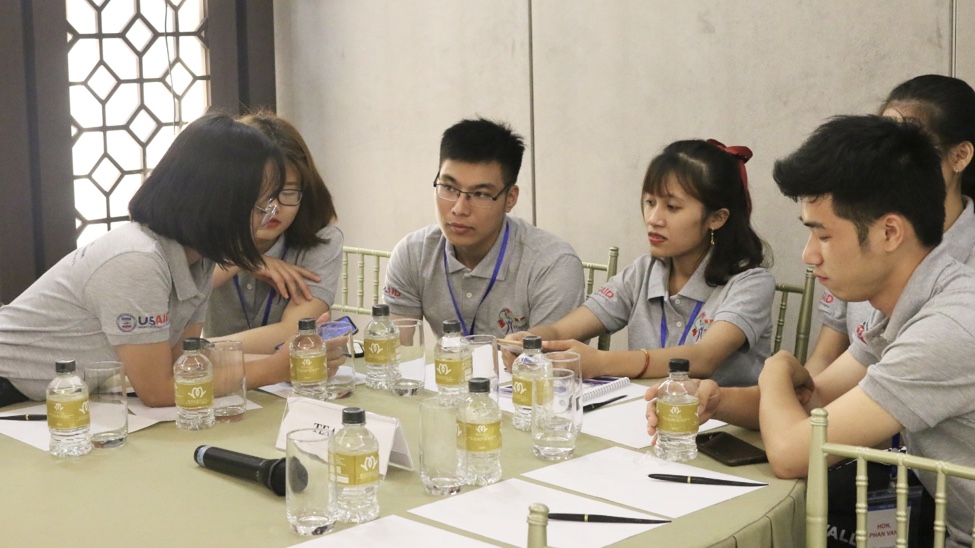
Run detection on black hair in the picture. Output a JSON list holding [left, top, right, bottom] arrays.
[[882, 74, 975, 198], [643, 140, 769, 286], [129, 112, 285, 270], [773, 115, 944, 248], [240, 111, 337, 249], [439, 118, 525, 187]]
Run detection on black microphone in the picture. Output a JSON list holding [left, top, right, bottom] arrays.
[[193, 445, 301, 496]]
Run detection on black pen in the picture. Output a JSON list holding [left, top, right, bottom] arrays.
[[648, 473, 767, 487], [548, 513, 669, 525], [582, 395, 626, 413], [0, 414, 47, 421]]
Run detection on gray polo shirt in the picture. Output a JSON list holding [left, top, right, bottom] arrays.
[[383, 215, 585, 338], [856, 245, 975, 548], [822, 197, 975, 364], [583, 253, 774, 386], [0, 223, 213, 400], [204, 225, 344, 337]]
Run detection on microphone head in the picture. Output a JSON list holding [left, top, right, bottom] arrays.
[[286, 456, 308, 494]]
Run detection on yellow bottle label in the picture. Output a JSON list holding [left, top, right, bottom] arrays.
[[511, 375, 532, 407], [457, 420, 502, 452], [364, 337, 397, 364], [290, 354, 327, 383], [174, 378, 214, 409], [46, 396, 90, 430], [329, 450, 380, 486], [435, 357, 472, 387], [656, 401, 700, 434]]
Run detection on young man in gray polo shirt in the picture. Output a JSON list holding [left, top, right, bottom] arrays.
[[383, 118, 585, 339], [646, 116, 975, 548]]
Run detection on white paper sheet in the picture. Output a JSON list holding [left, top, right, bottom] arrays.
[[295, 515, 494, 547], [524, 446, 765, 518], [580, 397, 725, 448], [126, 396, 261, 421], [410, 478, 665, 548], [0, 403, 159, 451]]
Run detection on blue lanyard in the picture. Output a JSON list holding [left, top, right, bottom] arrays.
[[233, 244, 289, 329], [660, 299, 703, 348], [444, 222, 509, 336]]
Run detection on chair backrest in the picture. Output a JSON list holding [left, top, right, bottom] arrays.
[[807, 408, 975, 548], [331, 246, 392, 315], [581, 246, 620, 351], [772, 267, 815, 363]]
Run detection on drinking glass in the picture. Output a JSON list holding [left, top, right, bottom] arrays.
[[389, 318, 425, 396], [419, 396, 464, 495], [318, 321, 357, 399], [286, 428, 336, 536], [465, 334, 499, 402], [208, 340, 247, 422], [84, 361, 128, 448], [531, 368, 582, 461]]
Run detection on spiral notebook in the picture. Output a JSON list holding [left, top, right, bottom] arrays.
[[499, 375, 631, 402]]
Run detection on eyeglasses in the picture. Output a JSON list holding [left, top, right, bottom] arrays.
[[273, 189, 302, 206], [433, 177, 511, 209]]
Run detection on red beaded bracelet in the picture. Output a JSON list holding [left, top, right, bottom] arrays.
[[636, 349, 650, 379]]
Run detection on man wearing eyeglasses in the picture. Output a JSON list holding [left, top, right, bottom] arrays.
[[383, 118, 585, 338]]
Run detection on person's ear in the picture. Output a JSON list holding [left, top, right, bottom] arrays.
[[880, 214, 907, 251], [504, 185, 519, 213], [948, 141, 973, 174], [708, 208, 730, 231]]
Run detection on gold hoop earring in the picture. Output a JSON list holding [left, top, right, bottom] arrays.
[[710, 229, 715, 247]]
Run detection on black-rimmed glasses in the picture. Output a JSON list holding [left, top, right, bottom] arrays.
[[433, 176, 511, 209]]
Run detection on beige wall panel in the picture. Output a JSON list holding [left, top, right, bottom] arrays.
[[275, 0, 533, 252]]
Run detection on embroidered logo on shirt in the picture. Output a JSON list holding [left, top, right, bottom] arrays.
[[597, 286, 615, 299], [820, 291, 835, 304], [496, 307, 527, 335], [855, 321, 867, 344], [383, 285, 401, 298], [689, 312, 713, 342], [117, 312, 170, 332]]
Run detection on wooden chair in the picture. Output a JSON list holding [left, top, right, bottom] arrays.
[[807, 408, 975, 548], [331, 246, 392, 315], [581, 246, 620, 351], [772, 267, 816, 363]]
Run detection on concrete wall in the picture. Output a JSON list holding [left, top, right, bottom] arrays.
[[274, 0, 974, 349]]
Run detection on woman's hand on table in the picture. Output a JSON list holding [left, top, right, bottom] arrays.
[[542, 339, 602, 378]]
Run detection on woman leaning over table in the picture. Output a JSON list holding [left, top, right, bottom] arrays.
[[0, 113, 301, 408], [204, 112, 344, 355], [513, 139, 774, 386]]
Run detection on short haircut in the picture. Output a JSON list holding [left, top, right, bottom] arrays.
[[439, 118, 525, 187], [240, 111, 337, 250], [129, 112, 285, 271], [773, 115, 945, 248], [643, 140, 769, 286], [882, 74, 975, 198]]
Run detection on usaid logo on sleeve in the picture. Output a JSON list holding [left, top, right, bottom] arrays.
[[116, 312, 170, 332]]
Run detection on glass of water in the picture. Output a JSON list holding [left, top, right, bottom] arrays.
[[389, 318, 425, 396], [531, 368, 581, 461], [286, 428, 336, 536]]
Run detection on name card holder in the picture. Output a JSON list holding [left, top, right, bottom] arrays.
[[274, 396, 414, 476]]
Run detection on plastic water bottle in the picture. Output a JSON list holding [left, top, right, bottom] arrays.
[[174, 337, 215, 430], [510, 335, 551, 431], [655, 358, 699, 461], [363, 304, 398, 390], [290, 317, 327, 398], [46, 359, 92, 457], [329, 407, 381, 523], [458, 377, 502, 485], [434, 320, 472, 403]]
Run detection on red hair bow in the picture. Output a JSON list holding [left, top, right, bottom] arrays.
[[707, 139, 753, 213]]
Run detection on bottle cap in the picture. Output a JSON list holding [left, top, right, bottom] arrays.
[[54, 359, 76, 374], [523, 335, 542, 350], [182, 337, 205, 351], [442, 319, 461, 334], [298, 318, 316, 331], [372, 304, 390, 317], [342, 407, 366, 425], [469, 377, 490, 393], [668, 358, 690, 373]]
